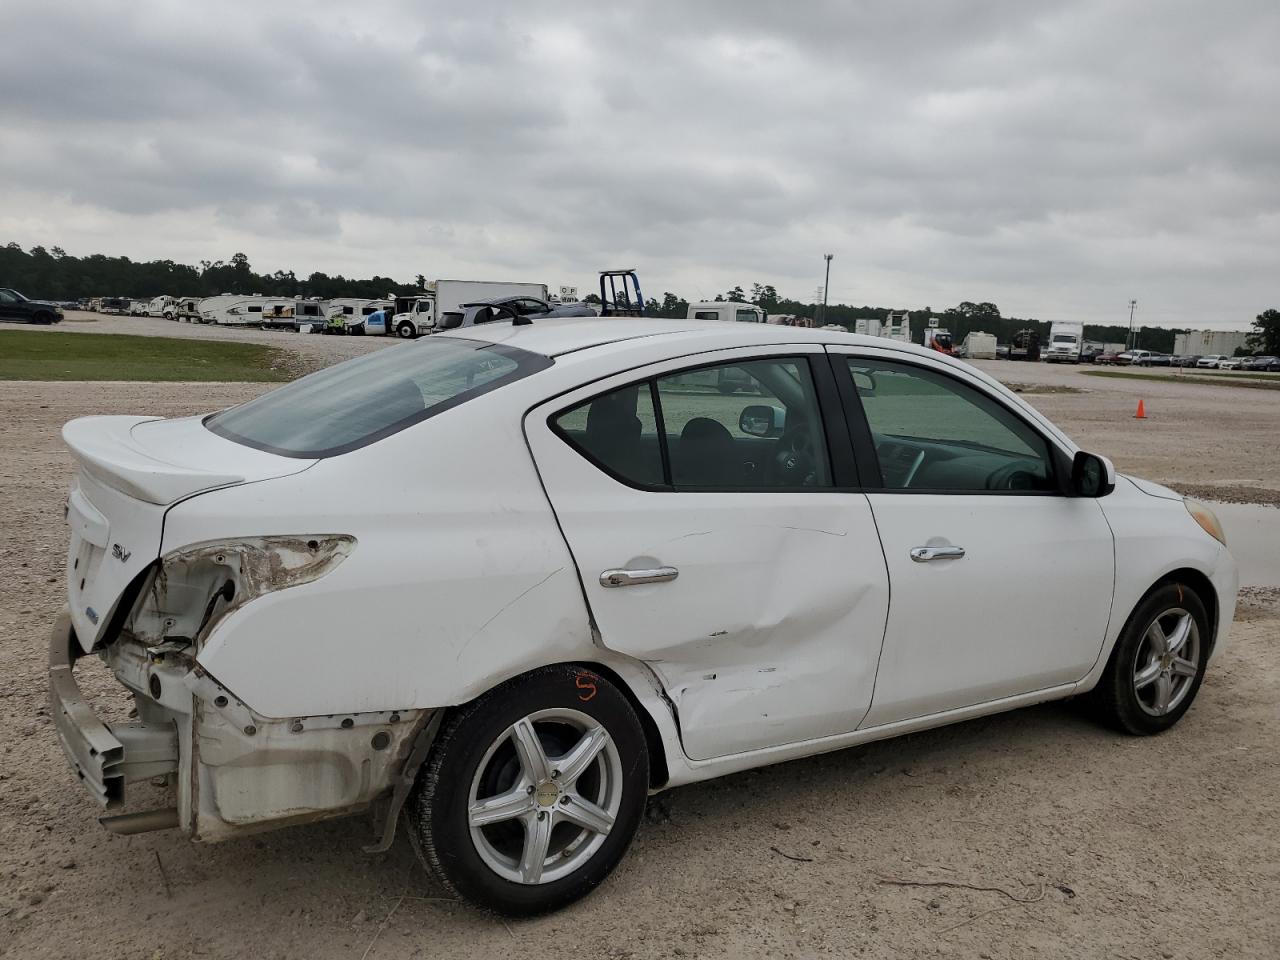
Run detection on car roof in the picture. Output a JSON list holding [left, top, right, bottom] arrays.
[[439, 316, 929, 359]]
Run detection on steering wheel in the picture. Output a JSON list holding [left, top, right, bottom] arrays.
[[773, 424, 818, 486], [986, 460, 1041, 491]]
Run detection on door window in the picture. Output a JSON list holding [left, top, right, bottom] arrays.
[[553, 357, 832, 491], [848, 358, 1055, 492], [656, 359, 830, 488], [553, 383, 665, 487]]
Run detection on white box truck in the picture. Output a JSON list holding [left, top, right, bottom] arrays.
[[375, 280, 551, 337], [1045, 321, 1084, 363]]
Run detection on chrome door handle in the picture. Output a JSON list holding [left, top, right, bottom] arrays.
[[599, 566, 679, 587], [910, 545, 966, 563]]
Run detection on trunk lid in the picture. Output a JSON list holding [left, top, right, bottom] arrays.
[[63, 415, 315, 650]]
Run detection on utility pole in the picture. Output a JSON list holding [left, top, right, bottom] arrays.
[[1127, 299, 1138, 349], [820, 254, 833, 329]]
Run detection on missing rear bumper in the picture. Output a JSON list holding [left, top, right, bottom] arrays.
[[48, 607, 179, 809]]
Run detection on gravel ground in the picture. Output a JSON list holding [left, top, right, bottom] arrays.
[[1, 319, 1277, 959]]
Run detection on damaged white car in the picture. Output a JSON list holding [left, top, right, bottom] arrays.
[[51, 318, 1237, 915]]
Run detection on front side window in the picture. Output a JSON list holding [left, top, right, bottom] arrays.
[[735, 309, 761, 323], [0, 289, 18, 304], [553, 357, 832, 490], [207, 338, 551, 457], [849, 358, 1055, 492], [693, 310, 719, 321]]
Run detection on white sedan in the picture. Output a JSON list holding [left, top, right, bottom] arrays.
[[50, 318, 1237, 915]]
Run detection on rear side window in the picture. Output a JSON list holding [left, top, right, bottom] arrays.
[[554, 384, 665, 487], [207, 337, 551, 458], [553, 357, 832, 491]]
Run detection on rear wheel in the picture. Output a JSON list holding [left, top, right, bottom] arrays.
[[410, 665, 648, 915], [1092, 583, 1210, 735]]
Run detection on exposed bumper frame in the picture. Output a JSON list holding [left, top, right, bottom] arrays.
[[48, 606, 178, 809]]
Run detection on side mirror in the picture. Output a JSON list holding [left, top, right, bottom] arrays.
[[739, 404, 787, 438], [438, 312, 463, 330], [1071, 451, 1115, 498]]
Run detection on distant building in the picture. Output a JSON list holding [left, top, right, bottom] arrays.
[[1173, 330, 1254, 356]]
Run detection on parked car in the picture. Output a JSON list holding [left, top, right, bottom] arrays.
[[438, 295, 596, 330], [1095, 351, 1123, 365], [1197, 355, 1229, 369], [49, 319, 1238, 915], [1145, 352, 1173, 367], [0, 287, 64, 324], [1170, 355, 1201, 368], [1241, 355, 1280, 372], [1217, 357, 1245, 370]]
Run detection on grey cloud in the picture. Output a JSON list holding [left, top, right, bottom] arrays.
[[0, 0, 1277, 326]]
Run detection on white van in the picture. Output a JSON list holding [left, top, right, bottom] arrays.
[[687, 301, 766, 323]]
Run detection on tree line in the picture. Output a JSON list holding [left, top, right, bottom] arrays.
[[0, 243, 419, 303], [8, 241, 1272, 353]]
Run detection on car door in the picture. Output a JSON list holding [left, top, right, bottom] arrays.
[[0, 288, 22, 321], [525, 346, 890, 761], [826, 346, 1115, 727]]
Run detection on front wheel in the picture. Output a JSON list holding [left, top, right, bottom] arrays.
[[410, 664, 648, 915], [396, 320, 416, 339], [1091, 583, 1210, 735]]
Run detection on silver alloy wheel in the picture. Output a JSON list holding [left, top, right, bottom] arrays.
[[467, 708, 623, 885], [1132, 607, 1201, 717]]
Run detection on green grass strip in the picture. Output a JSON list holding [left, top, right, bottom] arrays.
[[0, 329, 292, 382]]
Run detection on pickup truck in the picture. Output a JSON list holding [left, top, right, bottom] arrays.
[[0, 287, 64, 324]]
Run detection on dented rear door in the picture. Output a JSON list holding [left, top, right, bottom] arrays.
[[525, 346, 890, 761]]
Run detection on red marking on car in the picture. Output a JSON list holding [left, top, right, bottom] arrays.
[[575, 672, 598, 702]]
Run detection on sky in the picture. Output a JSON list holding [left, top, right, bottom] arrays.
[[1, 1, 1276, 329]]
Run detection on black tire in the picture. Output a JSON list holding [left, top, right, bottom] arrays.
[[1091, 582, 1211, 735], [32, 312, 55, 325], [396, 319, 416, 339], [410, 664, 648, 916]]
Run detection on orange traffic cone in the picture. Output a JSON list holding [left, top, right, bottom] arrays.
[[1134, 399, 1147, 419]]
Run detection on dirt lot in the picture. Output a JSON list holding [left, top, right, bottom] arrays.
[[1, 318, 1277, 959]]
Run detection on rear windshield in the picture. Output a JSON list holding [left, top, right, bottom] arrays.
[[205, 337, 551, 458]]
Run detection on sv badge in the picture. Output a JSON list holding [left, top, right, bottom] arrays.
[[111, 543, 131, 563]]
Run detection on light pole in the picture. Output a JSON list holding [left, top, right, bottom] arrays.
[[1127, 299, 1138, 350], [820, 254, 833, 328]]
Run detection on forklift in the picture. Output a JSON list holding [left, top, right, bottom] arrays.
[[598, 269, 645, 316]]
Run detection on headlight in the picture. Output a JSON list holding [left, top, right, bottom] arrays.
[[1184, 499, 1226, 546], [125, 535, 355, 648]]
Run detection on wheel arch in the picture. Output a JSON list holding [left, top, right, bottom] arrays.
[[1150, 567, 1219, 651], [423, 659, 677, 792], [1079, 563, 1224, 696], [575, 659, 671, 790]]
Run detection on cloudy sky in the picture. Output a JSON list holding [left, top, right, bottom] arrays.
[[2, 1, 1276, 328]]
